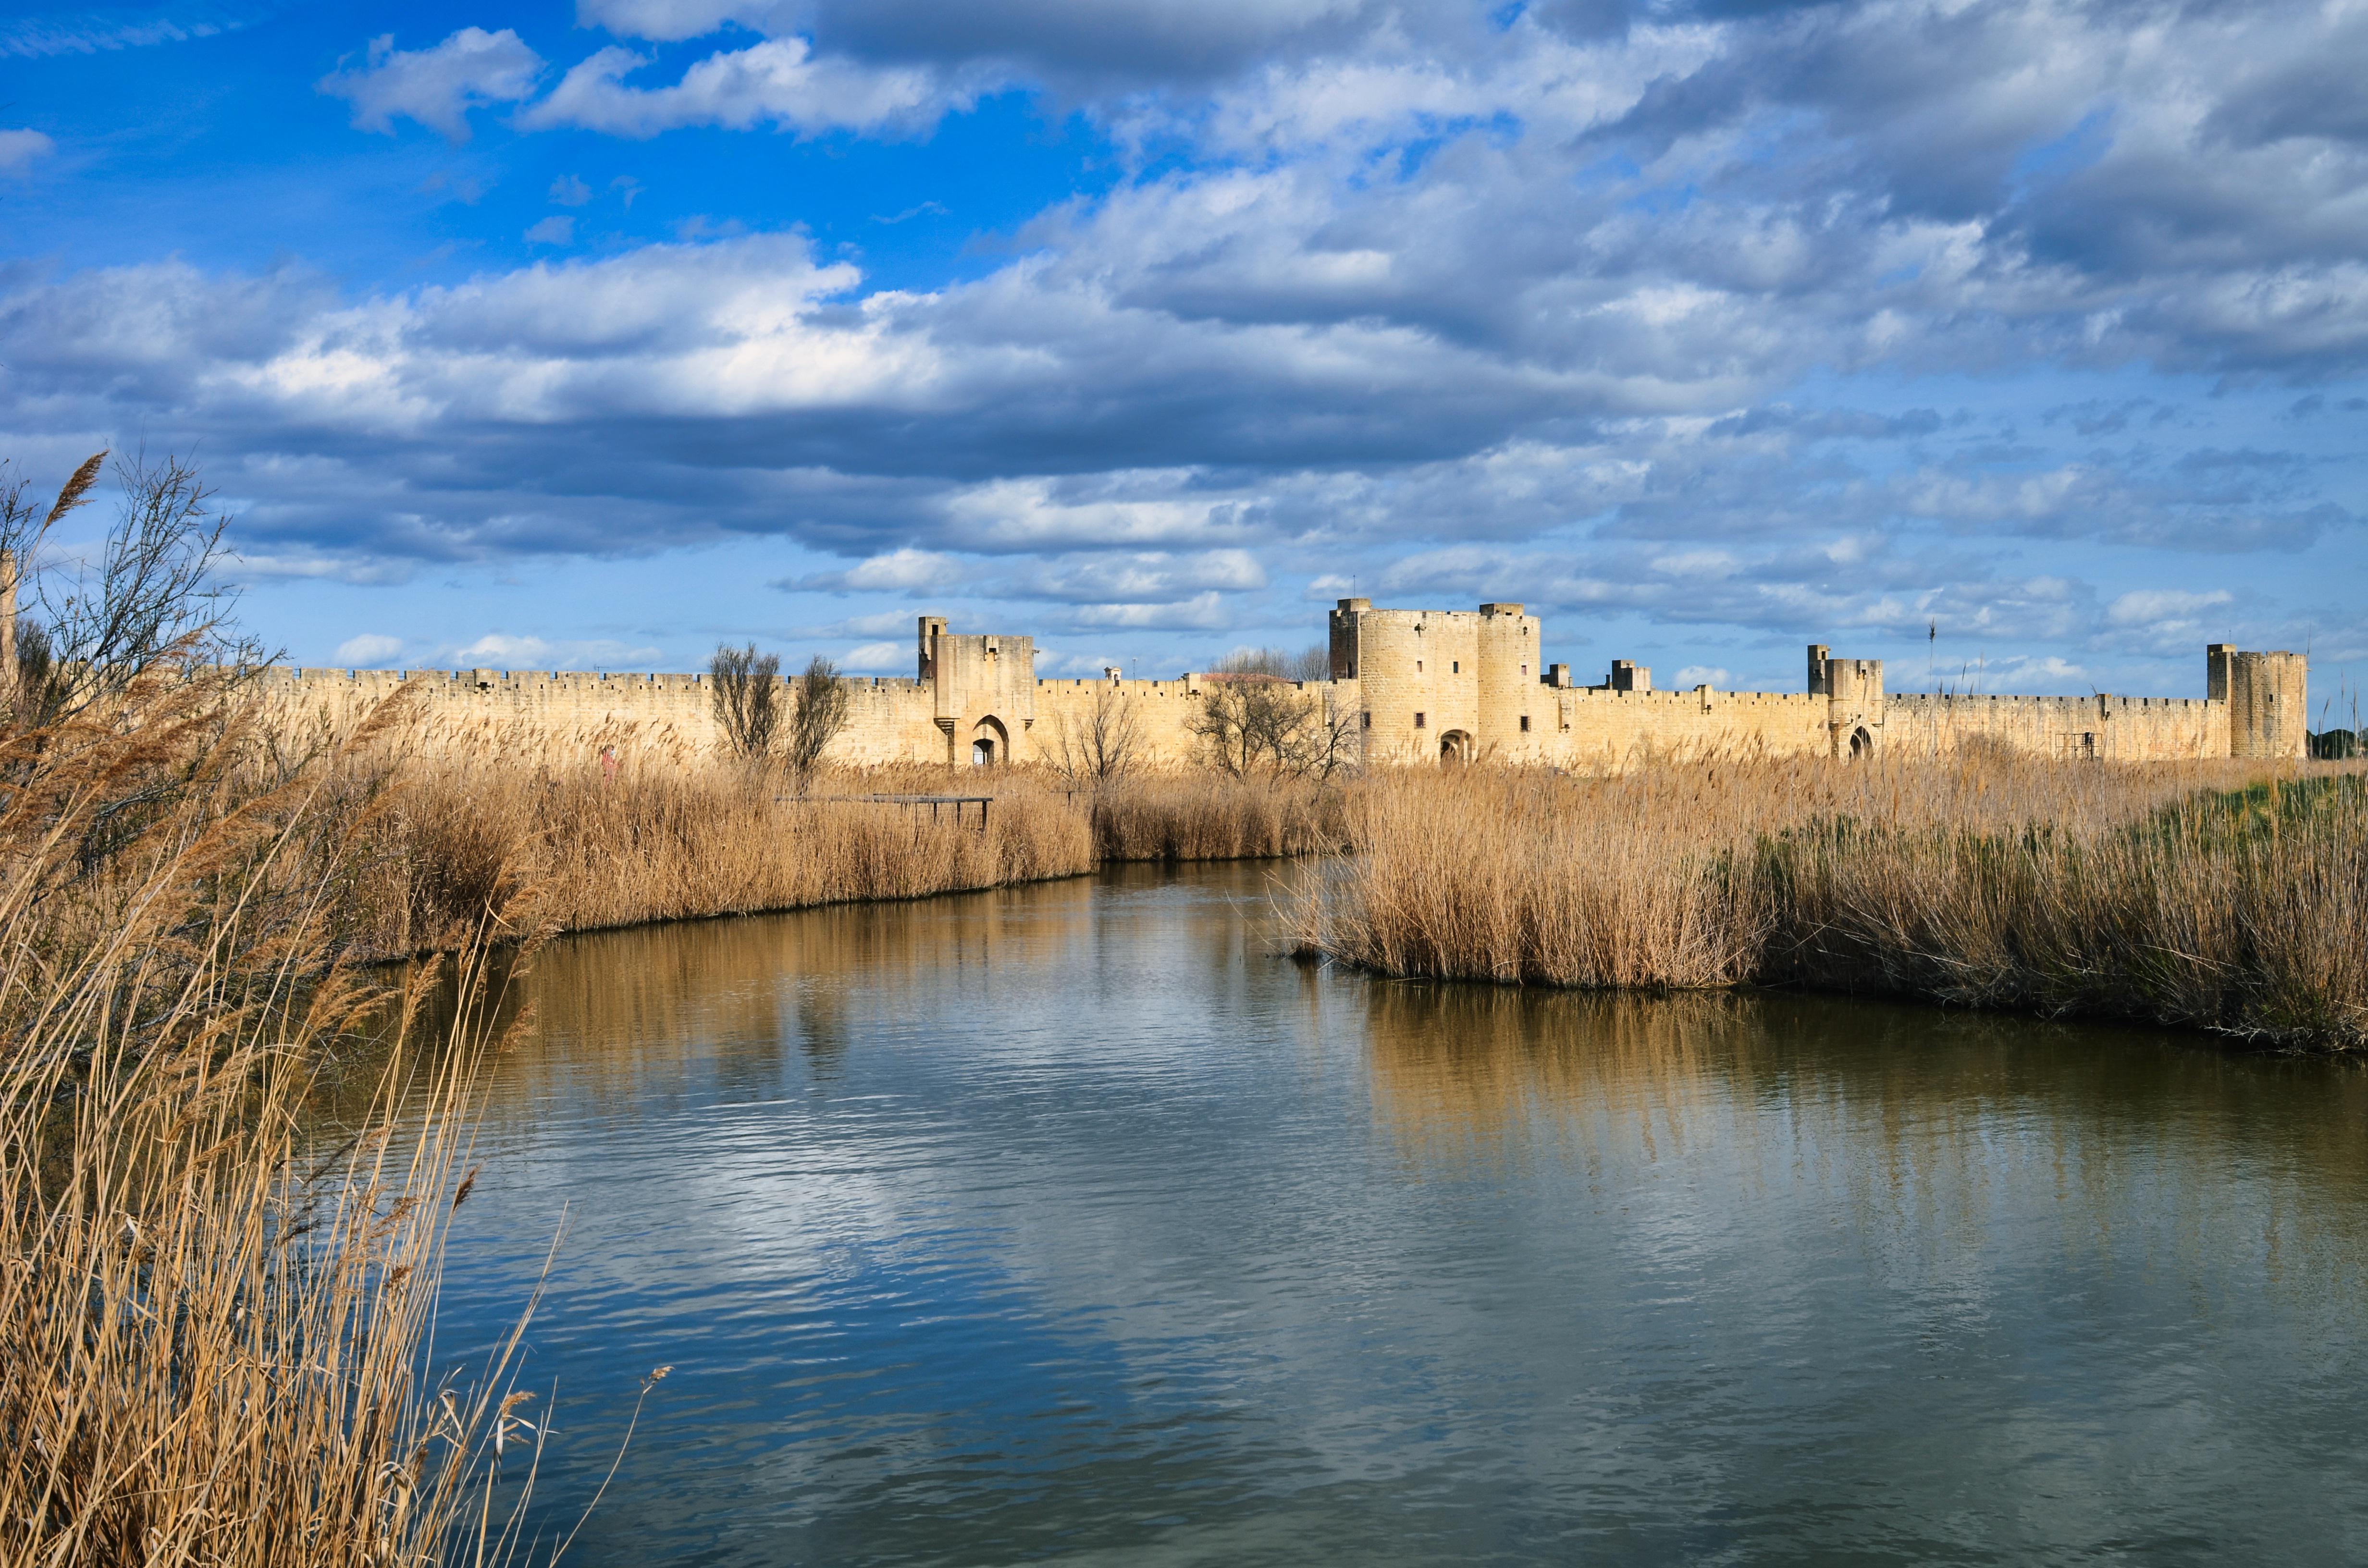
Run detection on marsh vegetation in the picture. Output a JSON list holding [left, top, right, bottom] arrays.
[[1295, 752, 2368, 1050]]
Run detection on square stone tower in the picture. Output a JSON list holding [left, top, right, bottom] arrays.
[[918, 615, 1036, 765], [2211, 644, 2307, 760]]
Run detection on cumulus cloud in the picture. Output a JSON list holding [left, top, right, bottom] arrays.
[[448, 632, 661, 668], [2107, 589, 2236, 627], [580, 0, 1390, 83], [16, 0, 2368, 686], [518, 36, 962, 138], [320, 29, 544, 143], [0, 129, 54, 174], [334, 633, 405, 666], [1069, 591, 1228, 629]]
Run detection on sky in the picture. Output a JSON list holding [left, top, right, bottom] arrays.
[[2, 0, 2364, 708]]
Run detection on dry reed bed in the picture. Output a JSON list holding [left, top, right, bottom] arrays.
[[308, 735, 1345, 960], [1300, 755, 2368, 1050], [3, 676, 547, 1567]]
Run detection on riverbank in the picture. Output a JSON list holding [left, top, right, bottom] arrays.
[[313, 748, 1346, 961], [1294, 754, 2368, 1050], [311, 724, 2367, 1051]]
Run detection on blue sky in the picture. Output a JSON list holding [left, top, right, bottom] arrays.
[[3, 0, 2364, 709]]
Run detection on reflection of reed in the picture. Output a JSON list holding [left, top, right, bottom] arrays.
[[1351, 974, 2368, 1286], [455, 877, 1107, 1118], [1356, 981, 1757, 1169]]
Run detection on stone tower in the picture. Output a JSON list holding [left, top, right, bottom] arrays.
[[1329, 599, 1541, 762], [2210, 644, 2308, 760], [918, 615, 1035, 765], [1813, 646, 1884, 758]]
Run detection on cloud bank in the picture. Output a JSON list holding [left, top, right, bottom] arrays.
[[10, 0, 2366, 679]]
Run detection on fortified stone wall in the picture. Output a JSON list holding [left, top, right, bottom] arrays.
[[2221, 648, 2309, 760], [1552, 687, 1831, 765], [254, 606, 2306, 772], [1882, 693, 2231, 761]]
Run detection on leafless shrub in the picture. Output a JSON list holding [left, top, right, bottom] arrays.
[[1052, 684, 1144, 785], [0, 452, 263, 724], [785, 655, 850, 788], [709, 642, 782, 757], [1189, 677, 1358, 782]]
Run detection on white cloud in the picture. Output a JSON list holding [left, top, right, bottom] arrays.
[[335, 633, 405, 666], [518, 37, 964, 139], [524, 215, 576, 246], [320, 29, 545, 143], [2107, 588, 2235, 627], [16, 0, 2368, 693], [839, 639, 907, 670], [1672, 665, 1730, 689], [832, 548, 964, 591], [449, 633, 662, 669], [1070, 591, 1228, 629], [549, 174, 593, 206], [0, 129, 54, 174], [1030, 548, 1267, 602], [799, 610, 924, 637], [576, 0, 798, 42], [455, 633, 551, 665]]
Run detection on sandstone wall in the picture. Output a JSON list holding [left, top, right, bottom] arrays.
[[1023, 676, 1212, 769], [248, 607, 2300, 774], [1553, 687, 1831, 767], [1883, 693, 2231, 761]]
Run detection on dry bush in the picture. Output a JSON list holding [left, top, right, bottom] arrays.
[[292, 732, 1367, 960], [1298, 754, 2368, 1049], [313, 750, 1098, 958], [0, 672, 557, 1568], [1090, 769, 1348, 862]]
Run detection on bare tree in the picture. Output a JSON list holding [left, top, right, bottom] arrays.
[[0, 451, 260, 723], [709, 642, 782, 757], [784, 655, 849, 788], [1188, 640, 1361, 781], [1297, 685, 1361, 781], [1206, 646, 1328, 681], [1052, 685, 1144, 785]]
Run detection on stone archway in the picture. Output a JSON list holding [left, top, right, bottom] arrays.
[[1439, 729, 1474, 764], [971, 714, 1009, 766], [1848, 725, 1873, 760]]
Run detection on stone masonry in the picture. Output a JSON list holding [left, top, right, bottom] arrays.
[[254, 604, 2308, 770]]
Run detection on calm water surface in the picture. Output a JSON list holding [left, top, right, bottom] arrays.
[[434, 862, 2368, 1565]]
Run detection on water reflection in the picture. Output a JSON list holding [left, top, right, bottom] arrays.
[[426, 863, 2368, 1566]]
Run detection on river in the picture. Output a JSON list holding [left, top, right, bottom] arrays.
[[430, 861, 2368, 1565]]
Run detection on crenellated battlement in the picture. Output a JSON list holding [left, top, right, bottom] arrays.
[[248, 608, 2305, 771]]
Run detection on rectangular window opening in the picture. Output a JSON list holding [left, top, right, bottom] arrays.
[[1415, 712, 1426, 728], [1361, 711, 1371, 729], [1452, 661, 1459, 674], [1520, 715, 1531, 732]]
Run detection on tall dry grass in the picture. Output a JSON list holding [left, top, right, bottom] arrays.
[[1299, 753, 2368, 1049], [292, 721, 1345, 960], [1088, 770, 1344, 862], [0, 673, 563, 1567]]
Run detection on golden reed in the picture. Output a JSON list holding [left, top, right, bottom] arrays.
[[0, 671, 585, 1567], [300, 727, 1344, 960], [1296, 751, 2368, 1050]]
